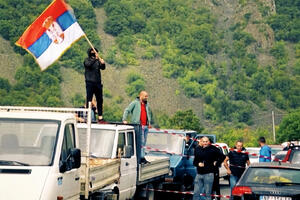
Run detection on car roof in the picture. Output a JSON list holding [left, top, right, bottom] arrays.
[[77, 123, 135, 131], [250, 162, 300, 170], [0, 111, 74, 121], [148, 128, 197, 135]]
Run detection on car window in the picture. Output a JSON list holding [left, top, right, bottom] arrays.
[[243, 167, 300, 185], [291, 151, 300, 164], [127, 131, 134, 156], [117, 132, 125, 157]]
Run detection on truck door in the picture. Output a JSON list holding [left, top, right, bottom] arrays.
[[58, 123, 80, 199], [118, 131, 137, 199]]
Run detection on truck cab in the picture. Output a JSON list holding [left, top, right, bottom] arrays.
[[0, 111, 81, 200], [146, 129, 219, 195], [77, 123, 170, 200]]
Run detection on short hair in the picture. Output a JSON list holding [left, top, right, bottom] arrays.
[[258, 136, 266, 143]]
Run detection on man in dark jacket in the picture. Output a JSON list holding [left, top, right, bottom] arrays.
[[193, 137, 226, 200], [84, 47, 106, 121], [223, 141, 250, 193]]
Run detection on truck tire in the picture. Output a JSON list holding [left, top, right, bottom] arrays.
[[136, 183, 155, 200], [144, 183, 155, 200]]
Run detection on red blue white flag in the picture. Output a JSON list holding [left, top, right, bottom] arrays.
[[16, 0, 85, 70]]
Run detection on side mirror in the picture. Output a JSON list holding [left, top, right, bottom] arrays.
[[70, 148, 81, 169], [59, 160, 67, 173], [59, 148, 81, 173], [123, 146, 132, 158]]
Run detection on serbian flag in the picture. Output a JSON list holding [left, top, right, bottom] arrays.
[[16, 0, 85, 70]]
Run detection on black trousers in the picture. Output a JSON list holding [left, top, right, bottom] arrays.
[[212, 171, 220, 200], [86, 81, 103, 116]]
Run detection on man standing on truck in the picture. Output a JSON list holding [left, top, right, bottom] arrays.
[[123, 91, 152, 164], [193, 136, 225, 200], [84, 47, 106, 122], [223, 141, 250, 193]]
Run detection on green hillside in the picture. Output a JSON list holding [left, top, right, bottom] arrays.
[[0, 0, 299, 145]]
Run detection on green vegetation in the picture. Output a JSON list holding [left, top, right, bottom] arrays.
[[0, 0, 99, 106], [268, 0, 300, 42], [125, 72, 145, 97], [154, 109, 203, 133], [277, 110, 300, 142]]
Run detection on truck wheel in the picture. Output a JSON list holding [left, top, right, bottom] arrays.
[[145, 183, 155, 200]]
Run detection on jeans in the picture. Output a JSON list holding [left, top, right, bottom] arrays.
[[141, 125, 148, 158], [230, 174, 239, 199], [193, 173, 214, 200], [229, 175, 239, 190]]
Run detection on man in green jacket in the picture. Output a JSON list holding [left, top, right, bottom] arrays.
[[123, 91, 152, 163]]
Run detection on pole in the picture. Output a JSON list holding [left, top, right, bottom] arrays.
[[85, 102, 92, 199], [84, 34, 103, 59], [272, 111, 276, 142]]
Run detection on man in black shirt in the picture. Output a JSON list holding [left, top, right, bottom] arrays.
[[223, 141, 250, 193], [193, 137, 226, 200], [84, 47, 106, 121]]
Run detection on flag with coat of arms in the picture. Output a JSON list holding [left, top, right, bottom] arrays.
[[16, 0, 85, 71]]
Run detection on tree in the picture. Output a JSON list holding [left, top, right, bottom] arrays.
[[169, 109, 203, 133], [277, 110, 300, 142]]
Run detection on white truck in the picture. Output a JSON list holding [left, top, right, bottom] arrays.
[[0, 106, 120, 200], [77, 123, 170, 200]]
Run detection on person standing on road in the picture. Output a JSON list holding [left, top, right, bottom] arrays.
[[122, 91, 152, 164], [258, 136, 271, 162], [223, 141, 250, 193], [210, 140, 226, 200], [84, 47, 106, 122], [193, 136, 226, 200]]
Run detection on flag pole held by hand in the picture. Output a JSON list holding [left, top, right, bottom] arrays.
[[83, 34, 103, 61]]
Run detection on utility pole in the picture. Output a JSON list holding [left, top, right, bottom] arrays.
[[272, 111, 276, 142]]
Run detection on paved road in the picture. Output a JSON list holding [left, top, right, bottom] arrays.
[[219, 178, 231, 200]]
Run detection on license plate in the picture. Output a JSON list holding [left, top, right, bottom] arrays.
[[259, 196, 292, 200]]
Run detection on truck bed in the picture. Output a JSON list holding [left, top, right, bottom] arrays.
[[138, 155, 169, 184], [80, 157, 120, 195]]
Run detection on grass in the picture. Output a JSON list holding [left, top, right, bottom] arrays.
[[0, 36, 22, 84]]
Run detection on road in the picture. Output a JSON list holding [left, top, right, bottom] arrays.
[[153, 178, 231, 200], [219, 178, 231, 200]]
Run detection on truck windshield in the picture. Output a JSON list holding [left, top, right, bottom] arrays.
[[78, 128, 115, 158], [0, 119, 59, 166], [146, 132, 184, 155]]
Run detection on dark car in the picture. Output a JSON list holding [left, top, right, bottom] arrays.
[[232, 162, 300, 200]]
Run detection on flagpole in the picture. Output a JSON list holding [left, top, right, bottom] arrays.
[[84, 34, 103, 59]]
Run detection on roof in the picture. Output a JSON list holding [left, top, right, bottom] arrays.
[[0, 111, 75, 121], [148, 128, 197, 135], [77, 123, 135, 131], [249, 162, 300, 170]]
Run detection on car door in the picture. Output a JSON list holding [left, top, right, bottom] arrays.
[[58, 123, 80, 200], [118, 131, 137, 199]]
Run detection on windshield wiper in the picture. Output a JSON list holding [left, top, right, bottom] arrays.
[[0, 160, 29, 166], [275, 182, 300, 186]]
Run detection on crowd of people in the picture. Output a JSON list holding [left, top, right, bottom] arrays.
[[191, 136, 271, 200]]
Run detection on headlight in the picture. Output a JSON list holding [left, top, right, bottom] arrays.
[[168, 169, 173, 176]]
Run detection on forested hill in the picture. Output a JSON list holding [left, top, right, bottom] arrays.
[[0, 0, 299, 144]]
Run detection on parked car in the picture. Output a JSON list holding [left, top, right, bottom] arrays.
[[282, 145, 300, 164], [273, 150, 288, 162], [232, 162, 300, 200], [246, 147, 260, 164]]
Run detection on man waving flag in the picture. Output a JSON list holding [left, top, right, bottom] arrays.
[[16, 0, 85, 70]]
